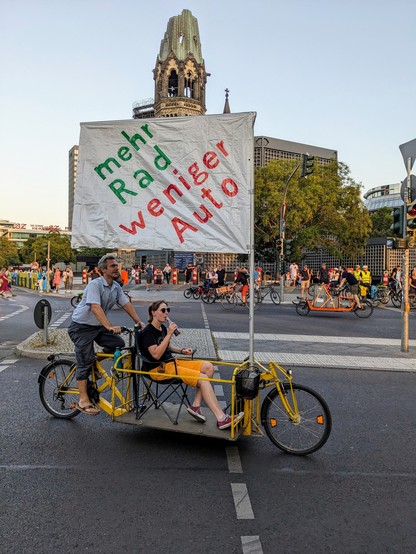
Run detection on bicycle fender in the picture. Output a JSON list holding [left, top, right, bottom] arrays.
[[37, 359, 75, 384]]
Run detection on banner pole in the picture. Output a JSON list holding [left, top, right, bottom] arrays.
[[249, 152, 255, 366]]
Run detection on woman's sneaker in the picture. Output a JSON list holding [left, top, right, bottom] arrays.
[[217, 412, 244, 430], [187, 405, 206, 423]]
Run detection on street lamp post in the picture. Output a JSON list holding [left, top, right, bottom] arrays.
[[46, 241, 51, 293], [279, 160, 301, 302]]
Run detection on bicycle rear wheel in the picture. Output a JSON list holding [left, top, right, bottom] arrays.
[[38, 360, 80, 418], [261, 383, 332, 455]]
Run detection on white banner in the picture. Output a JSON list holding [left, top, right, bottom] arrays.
[[71, 112, 256, 252]]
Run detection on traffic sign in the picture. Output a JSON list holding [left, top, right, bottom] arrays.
[[34, 299, 52, 329]]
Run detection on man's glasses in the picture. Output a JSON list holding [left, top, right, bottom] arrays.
[[160, 307, 171, 313]]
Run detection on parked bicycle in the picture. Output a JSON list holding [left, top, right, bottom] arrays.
[[255, 282, 281, 305]]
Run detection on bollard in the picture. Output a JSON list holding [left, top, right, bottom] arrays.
[[192, 267, 197, 284], [172, 268, 178, 285], [82, 268, 87, 284]]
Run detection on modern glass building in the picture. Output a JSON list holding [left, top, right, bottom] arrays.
[[363, 183, 402, 212]]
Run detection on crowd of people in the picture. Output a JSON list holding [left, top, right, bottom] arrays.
[[284, 260, 407, 301]]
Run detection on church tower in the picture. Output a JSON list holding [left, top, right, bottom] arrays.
[[153, 9, 209, 117]]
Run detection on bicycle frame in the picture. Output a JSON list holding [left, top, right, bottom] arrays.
[[112, 358, 297, 440], [306, 284, 357, 312]]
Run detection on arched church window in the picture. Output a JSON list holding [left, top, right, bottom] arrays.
[[168, 70, 178, 97], [184, 70, 194, 98]]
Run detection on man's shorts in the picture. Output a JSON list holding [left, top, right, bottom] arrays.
[[349, 284, 359, 295], [149, 359, 203, 387]]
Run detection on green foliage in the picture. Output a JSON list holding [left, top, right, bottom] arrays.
[[19, 232, 76, 266], [254, 159, 372, 261], [0, 237, 20, 267], [369, 207, 393, 238], [76, 247, 112, 257]]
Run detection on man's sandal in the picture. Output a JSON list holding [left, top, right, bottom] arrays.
[[76, 403, 100, 416]]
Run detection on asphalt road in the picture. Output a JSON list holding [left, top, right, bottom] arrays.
[[1, 289, 416, 553]]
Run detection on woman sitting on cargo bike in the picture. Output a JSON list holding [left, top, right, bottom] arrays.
[[138, 300, 244, 430]]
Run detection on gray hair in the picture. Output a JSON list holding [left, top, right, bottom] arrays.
[[97, 254, 117, 271]]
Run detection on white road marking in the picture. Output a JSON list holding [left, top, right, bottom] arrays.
[[226, 446, 243, 474], [0, 304, 29, 322], [231, 483, 254, 519], [241, 536, 263, 554]]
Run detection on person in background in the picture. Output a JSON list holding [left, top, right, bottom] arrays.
[[184, 263, 193, 285], [0, 268, 12, 299], [163, 263, 172, 284], [353, 265, 362, 282], [129, 267, 136, 285], [361, 265, 372, 297], [53, 268, 61, 293], [88, 266, 101, 281], [217, 266, 226, 287], [37, 268, 44, 294], [289, 261, 298, 285], [317, 263, 329, 284], [154, 267, 163, 291], [64, 266, 74, 293], [234, 267, 249, 304], [299, 264, 312, 300], [145, 264, 154, 291], [409, 265, 416, 299], [339, 266, 364, 309]]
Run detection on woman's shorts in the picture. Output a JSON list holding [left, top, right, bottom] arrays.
[[149, 359, 203, 388]]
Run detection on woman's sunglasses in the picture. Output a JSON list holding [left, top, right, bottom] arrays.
[[160, 307, 171, 313]]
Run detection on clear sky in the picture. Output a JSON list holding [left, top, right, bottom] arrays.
[[1, 0, 416, 229]]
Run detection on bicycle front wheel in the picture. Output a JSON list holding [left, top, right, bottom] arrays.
[[70, 295, 81, 308], [354, 300, 374, 318], [38, 360, 80, 418], [261, 384, 332, 455], [221, 292, 237, 310], [183, 288, 193, 299], [296, 301, 310, 316], [391, 291, 402, 308], [270, 289, 281, 305]]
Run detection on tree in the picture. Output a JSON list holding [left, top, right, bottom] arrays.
[[0, 237, 19, 267], [369, 207, 393, 238], [19, 232, 75, 266], [254, 159, 372, 261]]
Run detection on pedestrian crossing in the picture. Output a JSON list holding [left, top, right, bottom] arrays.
[[213, 332, 416, 372], [49, 311, 72, 329], [0, 358, 17, 374]]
